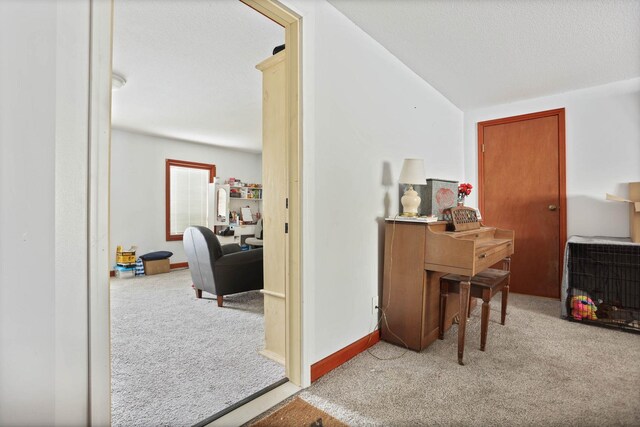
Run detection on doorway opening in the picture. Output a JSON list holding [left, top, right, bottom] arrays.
[[89, 0, 302, 425]]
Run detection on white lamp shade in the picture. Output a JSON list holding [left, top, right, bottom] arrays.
[[398, 159, 425, 185]]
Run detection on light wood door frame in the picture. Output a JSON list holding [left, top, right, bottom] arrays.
[[240, 0, 302, 387], [256, 50, 287, 365], [477, 108, 567, 290], [88, 0, 302, 423]]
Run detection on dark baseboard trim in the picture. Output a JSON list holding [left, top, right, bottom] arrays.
[[310, 329, 380, 383], [110, 262, 189, 277], [192, 377, 289, 427]]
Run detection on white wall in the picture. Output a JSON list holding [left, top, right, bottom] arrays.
[[283, 0, 464, 381], [15, 0, 619, 419], [464, 78, 640, 239], [0, 1, 90, 425], [110, 129, 262, 267]]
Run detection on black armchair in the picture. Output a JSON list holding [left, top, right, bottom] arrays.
[[183, 226, 264, 307]]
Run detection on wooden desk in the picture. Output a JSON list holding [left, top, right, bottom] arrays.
[[381, 220, 514, 351]]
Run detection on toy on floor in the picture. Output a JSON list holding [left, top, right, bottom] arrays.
[[571, 295, 598, 320]]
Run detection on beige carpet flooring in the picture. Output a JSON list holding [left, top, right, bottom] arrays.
[[296, 293, 640, 426], [110, 269, 284, 427]]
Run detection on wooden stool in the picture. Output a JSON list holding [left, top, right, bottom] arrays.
[[439, 263, 510, 365]]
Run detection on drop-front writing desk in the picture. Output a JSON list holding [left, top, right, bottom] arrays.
[[381, 219, 514, 351]]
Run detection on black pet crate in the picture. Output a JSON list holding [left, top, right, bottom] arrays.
[[565, 239, 640, 333]]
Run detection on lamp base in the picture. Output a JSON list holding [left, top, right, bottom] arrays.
[[401, 185, 421, 217]]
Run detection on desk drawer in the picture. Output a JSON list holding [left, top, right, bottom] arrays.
[[476, 241, 513, 272]]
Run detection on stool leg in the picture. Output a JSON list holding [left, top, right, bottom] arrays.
[[501, 257, 511, 326], [439, 282, 448, 340], [458, 280, 470, 365], [481, 289, 491, 351], [501, 279, 509, 326]]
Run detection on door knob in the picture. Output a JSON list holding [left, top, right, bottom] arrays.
[[548, 204, 557, 211]]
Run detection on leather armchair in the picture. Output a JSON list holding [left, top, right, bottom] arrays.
[[183, 226, 264, 307]]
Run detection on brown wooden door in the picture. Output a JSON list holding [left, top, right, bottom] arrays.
[[478, 109, 566, 299]]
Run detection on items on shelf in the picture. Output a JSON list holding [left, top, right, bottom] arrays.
[[226, 178, 263, 200], [229, 206, 259, 225], [212, 177, 262, 230], [241, 207, 253, 222]]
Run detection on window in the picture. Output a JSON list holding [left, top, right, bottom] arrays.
[[165, 159, 216, 241]]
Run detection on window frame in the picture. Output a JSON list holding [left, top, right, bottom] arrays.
[[165, 159, 216, 241]]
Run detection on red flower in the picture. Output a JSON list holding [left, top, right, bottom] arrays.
[[458, 183, 473, 197]]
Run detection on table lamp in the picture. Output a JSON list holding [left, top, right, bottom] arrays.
[[399, 158, 425, 217]]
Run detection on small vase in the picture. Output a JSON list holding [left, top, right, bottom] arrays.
[[457, 197, 465, 206]]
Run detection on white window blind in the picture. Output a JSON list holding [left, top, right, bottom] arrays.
[[169, 165, 209, 235]]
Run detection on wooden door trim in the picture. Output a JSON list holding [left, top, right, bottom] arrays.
[[477, 108, 566, 290], [241, 0, 302, 386]]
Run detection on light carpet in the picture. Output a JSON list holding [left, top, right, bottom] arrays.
[[111, 269, 284, 427], [298, 293, 640, 426]]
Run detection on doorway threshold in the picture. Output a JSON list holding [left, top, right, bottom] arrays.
[[196, 378, 300, 427]]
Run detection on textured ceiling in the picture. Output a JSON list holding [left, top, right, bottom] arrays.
[[112, 0, 284, 152], [328, 0, 640, 110]]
